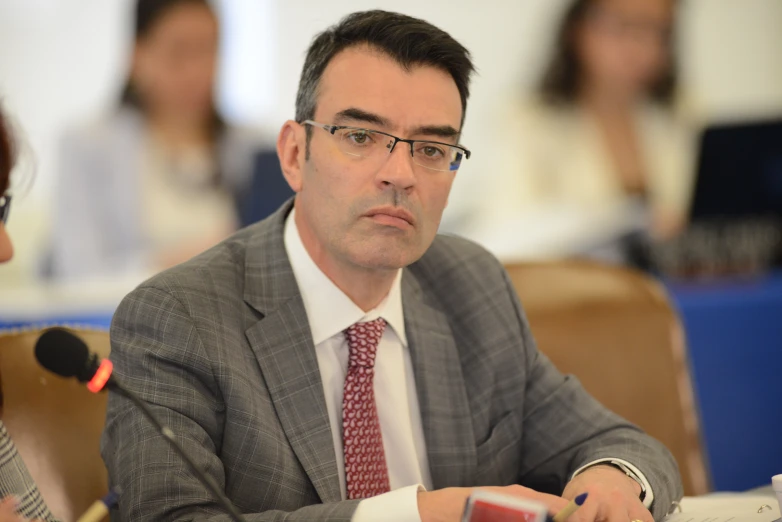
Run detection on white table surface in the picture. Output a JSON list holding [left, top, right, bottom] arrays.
[[0, 272, 151, 321]]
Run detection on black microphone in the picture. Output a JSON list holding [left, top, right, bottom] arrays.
[[35, 328, 117, 392], [35, 328, 245, 522]]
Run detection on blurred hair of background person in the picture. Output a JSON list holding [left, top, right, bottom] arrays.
[[482, 0, 696, 264], [47, 0, 263, 280], [0, 109, 57, 522]]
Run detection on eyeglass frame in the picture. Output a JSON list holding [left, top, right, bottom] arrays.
[[302, 120, 471, 172], [0, 195, 10, 225]]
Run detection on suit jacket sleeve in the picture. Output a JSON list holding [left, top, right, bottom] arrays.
[[500, 267, 683, 520], [102, 284, 359, 522]]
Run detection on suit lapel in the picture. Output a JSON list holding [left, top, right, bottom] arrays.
[[241, 202, 477, 498], [243, 201, 342, 504], [245, 300, 342, 503], [402, 271, 477, 489]]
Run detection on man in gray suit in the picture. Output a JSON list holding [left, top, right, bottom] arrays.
[[102, 10, 682, 522]]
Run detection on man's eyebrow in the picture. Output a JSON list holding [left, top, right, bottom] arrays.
[[333, 108, 391, 127], [333, 108, 461, 141], [409, 125, 460, 140]]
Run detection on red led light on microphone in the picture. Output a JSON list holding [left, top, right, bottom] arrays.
[[87, 359, 113, 393]]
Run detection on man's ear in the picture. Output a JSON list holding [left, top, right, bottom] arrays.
[[277, 120, 306, 193]]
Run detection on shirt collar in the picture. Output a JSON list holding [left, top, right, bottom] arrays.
[[283, 207, 407, 347]]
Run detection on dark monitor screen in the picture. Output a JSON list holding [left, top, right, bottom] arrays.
[[690, 118, 782, 221], [236, 149, 295, 227]]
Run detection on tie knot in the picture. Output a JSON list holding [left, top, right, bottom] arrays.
[[344, 318, 387, 368]]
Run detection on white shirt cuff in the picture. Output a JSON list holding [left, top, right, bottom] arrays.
[[351, 484, 425, 522], [571, 458, 655, 509]]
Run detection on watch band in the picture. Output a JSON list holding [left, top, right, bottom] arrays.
[[603, 460, 647, 502]]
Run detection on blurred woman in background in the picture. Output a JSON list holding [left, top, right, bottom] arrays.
[[49, 0, 260, 279], [488, 0, 695, 263], [0, 109, 55, 522]]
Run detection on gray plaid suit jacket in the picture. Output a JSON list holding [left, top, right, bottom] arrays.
[[102, 200, 682, 521]]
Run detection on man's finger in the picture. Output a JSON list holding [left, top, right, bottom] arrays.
[[567, 495, 598, 522], [627, 504, 654, 522], [603, 497, 630, 522], [498, 485, 569, 514]]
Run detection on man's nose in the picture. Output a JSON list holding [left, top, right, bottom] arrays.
[[376, 140, 416, 191]]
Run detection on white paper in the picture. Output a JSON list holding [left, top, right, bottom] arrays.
[[664, 494, 780, 522], [664, 515, 779, 522]]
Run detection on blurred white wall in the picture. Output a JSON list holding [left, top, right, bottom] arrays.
[[0, 0, 781, 283], [0, 1, 131, 283], [679, 0, 782, 121]]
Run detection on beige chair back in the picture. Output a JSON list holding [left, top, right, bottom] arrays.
[[504, 261, 709, 495], [0, 328, 110, 521]]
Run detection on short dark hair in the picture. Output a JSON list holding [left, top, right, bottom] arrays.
[[539, 0, 677, 106], [295, 10, 475, 130], [0, 106, 15, 195]]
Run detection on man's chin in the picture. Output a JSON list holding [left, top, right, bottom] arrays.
[[349, 244, 424, 271]]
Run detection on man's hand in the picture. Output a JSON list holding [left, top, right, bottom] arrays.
[[417, 464, 653, 522], [562, 465, 653, 522], [417, 485, 569, 522]]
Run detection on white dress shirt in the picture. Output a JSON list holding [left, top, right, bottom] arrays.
[[284, 209, 431, 522], [283, 209, 653, 520]]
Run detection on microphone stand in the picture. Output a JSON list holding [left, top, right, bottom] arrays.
[[109, 383, 245, 522]]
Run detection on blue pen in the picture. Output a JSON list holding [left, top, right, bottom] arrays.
[[551, 493, 588, 522], [76, 487, 121, 522]]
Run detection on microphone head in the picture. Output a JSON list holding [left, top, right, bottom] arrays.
[[35, 327, 95, 382]]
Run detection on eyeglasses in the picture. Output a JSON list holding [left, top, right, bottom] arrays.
[[303, 120, 471, 172], [0, 195, 10, 225]]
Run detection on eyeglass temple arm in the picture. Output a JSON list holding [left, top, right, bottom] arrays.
[[302, 120, 336, 134]]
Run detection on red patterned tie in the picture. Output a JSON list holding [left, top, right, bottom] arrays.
[[342, 318, 391, 499]]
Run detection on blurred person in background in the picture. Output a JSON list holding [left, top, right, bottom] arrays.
[[48, 0, 261, 280], [487, 0, 695, 264], [0, 108, 56, 522]]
